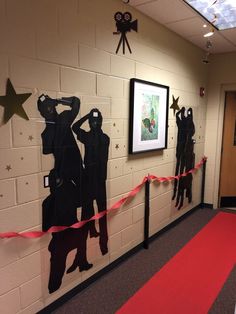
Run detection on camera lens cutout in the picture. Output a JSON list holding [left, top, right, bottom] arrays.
[[124, 12, 132, 22], [114, 12, 123, 22]]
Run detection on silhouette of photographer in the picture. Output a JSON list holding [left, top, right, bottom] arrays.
[[173, 107, 195, 210], [72, 109, 110, 256], [172, 107, 187, 201], [38, 95, 92, 294]]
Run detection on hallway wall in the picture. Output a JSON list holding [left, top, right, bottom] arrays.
[[0, 0, 207, 312], [205, 52, 236, 207]]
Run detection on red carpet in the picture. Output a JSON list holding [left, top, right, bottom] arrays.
[[117, 212, 236, 314]]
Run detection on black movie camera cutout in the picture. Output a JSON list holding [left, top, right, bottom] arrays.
[[113, 11, 138, 54]]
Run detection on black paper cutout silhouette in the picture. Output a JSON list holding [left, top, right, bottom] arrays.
[[38, 95, 92, 294], [72, 109, 110, 257], [113, 11, 138, 54], [172, 107, 195, 210]]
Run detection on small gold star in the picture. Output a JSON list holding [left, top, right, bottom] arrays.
[[113, 123, 116, 127], [19, 132, 23, 135], [6, 165, 12, 171], [170, 95, 180, 115], [0, 194, 3, 197], [115, 144, 119, 149], [20, 157, 24, 160], [28, 135, 34, 141], [25, 182, 29, 185]]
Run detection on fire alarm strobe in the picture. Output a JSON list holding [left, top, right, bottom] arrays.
[[113, 11, 138, 54]]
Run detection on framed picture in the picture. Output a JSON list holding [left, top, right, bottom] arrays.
[[129, 78, 169, 154]]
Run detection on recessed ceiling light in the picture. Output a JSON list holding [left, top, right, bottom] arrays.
[[203, 24, 207, 28], [204, 30, 214, 37]]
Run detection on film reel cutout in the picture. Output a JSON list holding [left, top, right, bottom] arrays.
[[124, 12, 132, 22], [114, 11, 132, 22], [114, 11, 123, 22]]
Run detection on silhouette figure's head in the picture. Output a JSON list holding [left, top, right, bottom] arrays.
[[187, 108, 193, 119], [38, 95, 57, 121], [89, 109, 103, 130]]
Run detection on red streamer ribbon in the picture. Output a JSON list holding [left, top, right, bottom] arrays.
[[0, 157, 207, 239], [149, 156, 207, 183]]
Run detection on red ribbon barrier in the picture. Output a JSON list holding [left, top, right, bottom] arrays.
[[149, 156, 207, 183], [0, 157, 207, 239]]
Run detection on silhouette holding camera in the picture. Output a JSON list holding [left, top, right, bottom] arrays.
[[113, 11, 138, 54], [38, 95, 92, 294], [72, 109, 110, 255], [172, 107, 195, 210]]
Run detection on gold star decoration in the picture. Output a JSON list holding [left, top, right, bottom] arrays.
[[0, 78, 31, 125], [170, 95, 180, 115], [6, 165, 12, 171], [28, 135, 34, 141], [115, 144, 119, 149]]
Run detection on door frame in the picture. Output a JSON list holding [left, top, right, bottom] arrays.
[[213, 84, 236, 208]]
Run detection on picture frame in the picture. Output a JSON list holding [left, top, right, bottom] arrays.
[[129, 78, 169, 154]]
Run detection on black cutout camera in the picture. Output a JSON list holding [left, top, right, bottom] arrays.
[[113, 11, 138, 54], [114, 11, 138, 33]]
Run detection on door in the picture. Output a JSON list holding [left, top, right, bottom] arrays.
[[219, 91, 236, 207]]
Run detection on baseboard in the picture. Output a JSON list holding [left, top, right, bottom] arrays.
[[38, 243, 144, 314], [38, 203, 202, 314], [148, 204, 202, 244], [201, 203, 213, 209]]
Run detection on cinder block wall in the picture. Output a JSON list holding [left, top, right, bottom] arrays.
[[0, 0, 207, 312], [204, 52, 236, 207]]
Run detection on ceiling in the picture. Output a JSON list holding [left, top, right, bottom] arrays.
[[128, 0, 236, 54]]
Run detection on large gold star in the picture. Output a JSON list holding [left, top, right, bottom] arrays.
[[170, 95, 180, 115], [0, 78, 31, 125]]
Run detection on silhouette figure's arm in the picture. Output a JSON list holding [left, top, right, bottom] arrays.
[[72, 113, 90, 142], [176, 107, 185, 126], [73, 113, 90, 130], [58, 97, 80, 127], [70, 97, 80, 121]]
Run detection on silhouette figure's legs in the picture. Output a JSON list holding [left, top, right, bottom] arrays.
[[81, 200, 99, 238], [48, 232, 68, 294], [176, 153, 186, 209], [96, 182, 108, 255], [66, 226, 92, 274], [172, 155, 181, 200], [175, 177, 185, 210], [80, 174, 99, 238]]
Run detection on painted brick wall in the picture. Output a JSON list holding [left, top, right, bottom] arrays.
[[204, 52, 236, 207], [0, 0, 207, 312]]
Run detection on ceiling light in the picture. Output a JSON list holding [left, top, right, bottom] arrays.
[[203, 28, 214, 37], [204, 30, 214, 37], [203, 24, 207, 27]]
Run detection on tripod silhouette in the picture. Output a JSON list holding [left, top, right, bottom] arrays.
[[114, 31, 132, 54]]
